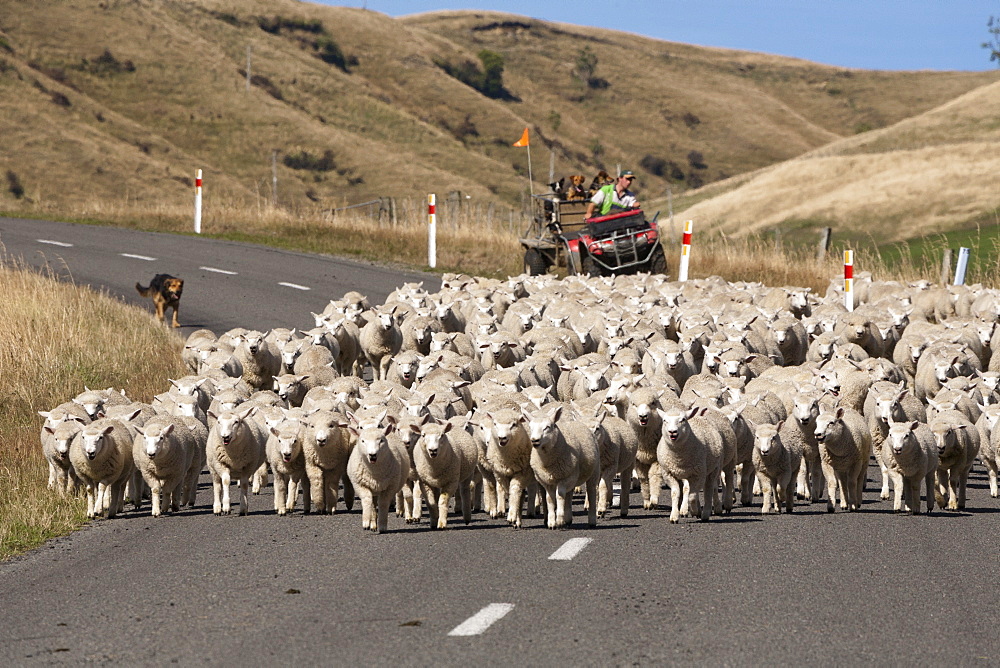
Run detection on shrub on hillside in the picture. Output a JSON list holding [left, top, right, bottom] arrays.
[[6, 170, 24, 199], [80, 49, 135, 76], [434, 49, 515, 100], [283, 149, 336, 172]]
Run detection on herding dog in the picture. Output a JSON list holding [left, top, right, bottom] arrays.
[[564, 174, 588, 200], [136, 274, 183, 328], [588, 170, 614, 197]]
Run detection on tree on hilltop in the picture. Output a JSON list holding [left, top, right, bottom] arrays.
[[984, 16, 1000, 65]]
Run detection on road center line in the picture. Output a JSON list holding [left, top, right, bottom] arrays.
[[200, 266, 238, 275], [278, 281, 311, 291], [36, 239, 73, 247], [120, 253, 156, 261], [549, 537, 593, 561], [448, 603, 515, 637]]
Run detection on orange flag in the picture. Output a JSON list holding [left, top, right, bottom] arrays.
[[512, 127, 529, 147]]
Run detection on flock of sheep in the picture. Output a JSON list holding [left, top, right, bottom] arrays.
[[38, 268, 1000, 532]]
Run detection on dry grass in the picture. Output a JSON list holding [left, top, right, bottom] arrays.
[[0, 254, 187, 560], [677, 81, 1000, 242]]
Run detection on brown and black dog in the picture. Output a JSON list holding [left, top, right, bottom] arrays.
[[588, 170, 614, 197], [564, 174, 588, 200], [136, 274, 183, 328]]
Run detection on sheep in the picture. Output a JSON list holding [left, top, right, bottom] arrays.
[[301, 410, 354, 514], [411, 418, 480, 529], [656, 406, 724, 522], [579, 408, 638, 518], [863, 381, 927, 501], [265, 419, 311, 516], [72, 387, 130, 420], [346, 423, 410, 533], [40, 416, 85, 494], [292, 342, 337, 376], [928, 410, 980, 511], [385, 349, 422, 388], [273, 374, 309, 408], [624, 386, 672, 509], [522, 404, 601, 529], [132, 415, 202, 517], [752, 421, 802, 514], [232, 330, 282, 390], [475, 408, 537, 527], [882, 421, 938, 514], [182, 328, 217, 372], [69, 417, 137, 519], [205, 405, 268, 515], [813, 406, 872, 513], [359, 305, 403, 381]]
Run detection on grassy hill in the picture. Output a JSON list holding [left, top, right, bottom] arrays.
[[676, 79, 1000, 244], [0, 0, 996, 225]]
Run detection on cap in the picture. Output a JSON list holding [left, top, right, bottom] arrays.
[[620, 170, 636, 179]]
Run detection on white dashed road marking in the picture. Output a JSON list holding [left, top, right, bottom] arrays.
[[120, 253, 156, 261], [548, 537, 593, 561], [36, 239, 73, 247], [448, 603, 515, 637], [278, 282, 311, 291], [200, 266, 238, 275]]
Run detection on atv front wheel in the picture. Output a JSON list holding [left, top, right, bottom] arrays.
[[523, 248, 548, 276]]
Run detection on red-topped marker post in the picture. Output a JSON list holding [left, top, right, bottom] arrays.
[[844, 249, 854, 312], [194, 169, 203, 234], [428, 193, 437, 269], [677, 219, 693, 281]]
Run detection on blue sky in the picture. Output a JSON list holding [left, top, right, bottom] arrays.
[[314, 1, 1000, 71]]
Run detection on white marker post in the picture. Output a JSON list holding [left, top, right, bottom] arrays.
[[844, 250, 854, 312], [427, 193, 437, 269], [194, 169, 203, 234], [953, 247, 970, 285], [677, 219, 693, 282]]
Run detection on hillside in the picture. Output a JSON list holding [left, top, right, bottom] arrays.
[[677, 79, 1000, 243], [0, 0, 996, 220]]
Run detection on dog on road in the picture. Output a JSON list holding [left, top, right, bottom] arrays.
[[136, 274, 183, 328]]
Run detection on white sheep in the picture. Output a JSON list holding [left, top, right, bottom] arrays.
[[301, 410, 354, 514], [40, 416, 85, 494], [475, 408, 536, 527], [863, 380, 926, 501], [411, 418, 479, 529], [656, 407, 724, 523], [132, 415, 203, 517], [752, 421, 802, 514], [69, 417, 136, 519], [205, 405, 268, 515], [359, 305, 403, 381], [346, 423, 410, 533], [928, 409, 980, 511], [883, 420, 938, 514], [814, 406, 871, 513], [523, 404, 601, 529], [233, 330, 282, 390], [579, 408, 638, 518], [265, 419, 311, 515]]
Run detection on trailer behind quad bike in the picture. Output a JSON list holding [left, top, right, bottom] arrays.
[[519, 194, 667, 277]]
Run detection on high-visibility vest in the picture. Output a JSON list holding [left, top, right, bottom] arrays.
[[597, 184, 628, 215]]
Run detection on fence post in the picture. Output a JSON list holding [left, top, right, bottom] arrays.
[[816, 227, 831, 262], [844, 250, 854, 312], [678, 220, 693, 282], [194, 169, 203, 234], [941, 248, 953, 286], [954, 247, 970, 285], [428, 193, 437, 269]]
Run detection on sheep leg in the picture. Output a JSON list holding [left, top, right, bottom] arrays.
[[636, 462, 652, 509], [376, 489, 394, 533], [759, 474, 774, 514], [740, 463, 756, 506], [107, 481, 125, 519], [619, 465, 633, 517], [460, 480, 473, 525], [150, 482, 163, 518], [904, 477, 920, 515], [437, 489, 452, 530], [493, 477, 507, 520], [424, 485, 440, 529], [700, 473, 715, 522], [987, 465, 998, 498], [543, 485, 558, 529], [273, 473, 289, 516], [934, 470, 949, 509], [84, 482, 97, 519], [795, 465, 810, 501], [822, 462, 838, 513], [238, 476, 251, 516], [586, 475, 599, 527], [649, 463, 663, 509], [878, 459, 891, 501], [507, 476, 524, 527], [210, 470, 223, 515], [682, 478, 696, 518], [890, 470, 905, 512], [783, 469, 797, 513], [342, 475, 356, 511], [958, 467, 970, 510], [306, 465, 325, 514], [597, 471, 612, 517], [47, 462, 58, 490], [218, 469, 233, 515], [924, 471, 936, 513], [251, 462, 268, 495], [396, 487, 409, 520], [358, 488, 375, 530], [324, 470, 339, 514], [555, 482, 570, 528], [666, 475, 682, 523]]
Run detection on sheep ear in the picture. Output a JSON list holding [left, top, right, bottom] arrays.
[[270, 426, 281, 437], [909, 421, 919, 431], [775, 420, 785, 431], [162, 423, 174, 436], [38, 411, 51, 419], [442, 421, 453, 434]]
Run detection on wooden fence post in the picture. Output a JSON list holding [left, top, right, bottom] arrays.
[[816, 227, 831, 262]]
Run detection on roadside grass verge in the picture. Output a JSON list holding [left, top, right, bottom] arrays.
[[0, 254, 187, 561]]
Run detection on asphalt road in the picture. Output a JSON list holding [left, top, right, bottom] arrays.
[[2, 217, 999, 665]]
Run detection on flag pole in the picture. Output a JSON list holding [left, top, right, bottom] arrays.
[[513, 127, 533, 196], [526, 143, 533, 196]]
